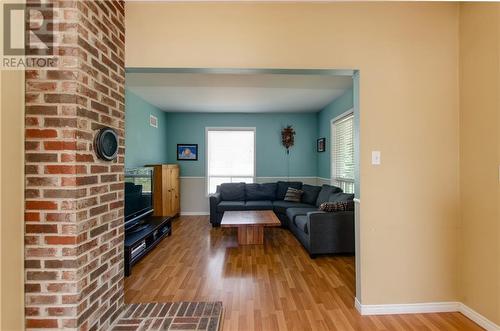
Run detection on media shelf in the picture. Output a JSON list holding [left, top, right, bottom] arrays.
[[124, 215, 172, 276]]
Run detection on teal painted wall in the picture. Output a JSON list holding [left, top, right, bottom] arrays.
[[165, 112, 318, 177], [125, 87, 358, 188], [125, 90, 168, 168], [317, 88, 354, 179]]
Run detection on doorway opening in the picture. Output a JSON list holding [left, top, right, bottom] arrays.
[[123, 67, 361, 321]]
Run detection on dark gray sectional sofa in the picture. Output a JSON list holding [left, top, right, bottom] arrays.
[[209, 181, 355, 257]]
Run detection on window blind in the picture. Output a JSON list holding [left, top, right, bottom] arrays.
[[207, 129, 255, 194], [332, 114, 355, 193]]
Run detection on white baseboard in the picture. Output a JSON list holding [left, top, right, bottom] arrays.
[[179, 176, 319, 179], [459, 303, 500, 331], [180, 212, 209, 216], [354, 298, 459, 315], [354, 297, 362, 313], [355, 298, 500, 330], [257, 176, 318, 179]]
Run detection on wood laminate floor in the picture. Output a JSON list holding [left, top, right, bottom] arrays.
[[124, 216, 482, 331]]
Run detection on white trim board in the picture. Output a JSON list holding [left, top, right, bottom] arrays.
[[257, 176, 318, 179], [460, 303, 500, 331], [355, 299, 500, 331], [180, 212, 209, 216], [355, 298, 459, 315], [179, 176, 319, 179]]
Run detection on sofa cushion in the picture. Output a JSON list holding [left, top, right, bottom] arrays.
[[273, 200, 314, 214], [286, 207, 318, 223], [302, 184, 322, 205], [328, 192, 355, 203], [284, 187, 303, 202], [245, 200, 273, 210], [319, 201, 354, 212], [294, 215, 309, 234], [276, 181, 303, 200], [315, 184, 343, 207], [220, 183, 245, 201], [216, 201, 246, 212], [245, 183, 277, 201]]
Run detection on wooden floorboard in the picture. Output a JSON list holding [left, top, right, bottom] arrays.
[[124, 216, 482, 331]]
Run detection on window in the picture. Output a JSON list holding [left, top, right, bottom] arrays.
[[331, 112, 355, 194], [206, 128, 255, 194]]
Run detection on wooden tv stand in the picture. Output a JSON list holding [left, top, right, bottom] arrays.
[[124, 215, 172, 276]]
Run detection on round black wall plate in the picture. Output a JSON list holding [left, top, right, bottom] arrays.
[[94, 127, 119, 161]]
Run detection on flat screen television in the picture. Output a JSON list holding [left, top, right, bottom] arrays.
[[124, 167, 154, 230]]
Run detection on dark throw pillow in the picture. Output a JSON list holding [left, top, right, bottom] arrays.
[[329, 192, 355, 203], [302, 184, 322, 205], [276, 181, 303, 200], [315, 184, 343, 207], [319, 201, 354, 212], [284, 187, 304, 202]]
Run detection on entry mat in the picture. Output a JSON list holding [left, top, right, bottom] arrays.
[[111, 302, 223, 331]]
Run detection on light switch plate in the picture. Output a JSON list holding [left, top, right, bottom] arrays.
[[372, 151, 381, 165]]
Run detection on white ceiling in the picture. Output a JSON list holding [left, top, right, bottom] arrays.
[[126, 72, 353, 113]]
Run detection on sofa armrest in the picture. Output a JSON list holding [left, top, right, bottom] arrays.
[[209, 193, 222, 224], [306, 211, 355, 254]]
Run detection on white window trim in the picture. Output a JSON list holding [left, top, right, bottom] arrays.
[[330, 109, 354, 191], [205, 127, 257, 196]]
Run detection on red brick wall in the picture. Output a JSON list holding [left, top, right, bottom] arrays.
[[25, 1, 125, 329]]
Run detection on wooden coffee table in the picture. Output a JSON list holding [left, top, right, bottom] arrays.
[[221, 210, 281, 245]]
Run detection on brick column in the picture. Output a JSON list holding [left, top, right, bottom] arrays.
[[24, 1, 125, 329]]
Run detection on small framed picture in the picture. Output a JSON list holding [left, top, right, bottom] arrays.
[[177, 144, 198, 161], [149, 114, 158, 128], [317, 138, 326, 152]]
